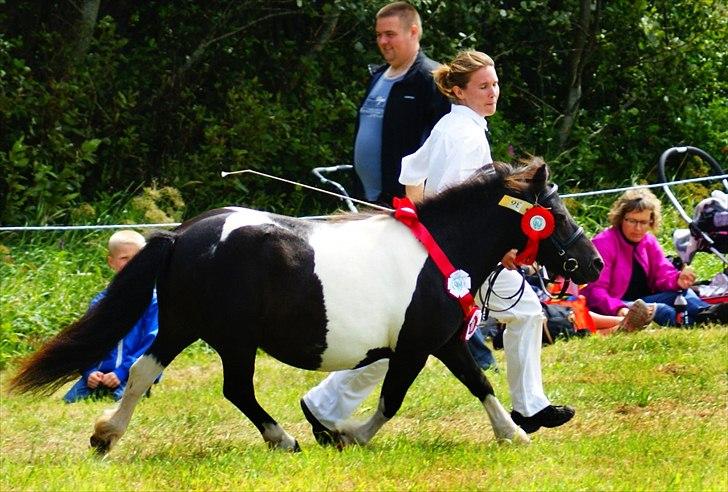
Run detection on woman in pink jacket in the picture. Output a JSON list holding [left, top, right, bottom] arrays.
[[582, 189, 727, 326]]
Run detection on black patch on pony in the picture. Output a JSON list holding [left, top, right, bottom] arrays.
[[355, 348, 396, 369]]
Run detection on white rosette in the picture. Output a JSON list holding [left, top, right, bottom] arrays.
[[447, 269, 471, 298]]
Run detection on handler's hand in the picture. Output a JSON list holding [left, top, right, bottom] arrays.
[[101, 372, 121, 389], [86, 371, 104, 389], [501, 249, 519, 270], [678, 266, 696, 290], [405, 184, 425, 204]]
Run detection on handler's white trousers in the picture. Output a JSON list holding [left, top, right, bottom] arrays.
[[302, 268, 550, 428]]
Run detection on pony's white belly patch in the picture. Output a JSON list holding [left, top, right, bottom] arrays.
[[219, 208, 277, 242], [308, 216, 428, 371]]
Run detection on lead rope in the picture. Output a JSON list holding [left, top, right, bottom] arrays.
[[533, 265, 573, 301], [478, 264, 529, 322]]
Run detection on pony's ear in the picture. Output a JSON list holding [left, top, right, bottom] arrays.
[[527, 162, 549, 195]]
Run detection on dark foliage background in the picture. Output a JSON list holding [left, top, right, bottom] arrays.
[[1, 0, 726, 223]]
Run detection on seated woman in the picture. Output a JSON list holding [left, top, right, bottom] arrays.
[[582, 188, 727, 326], [526, 269, 654, 334]]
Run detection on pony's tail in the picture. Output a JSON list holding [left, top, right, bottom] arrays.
[[8, 230, 177, 396]]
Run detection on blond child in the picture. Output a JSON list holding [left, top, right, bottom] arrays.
[[63, 230, 159, 402]]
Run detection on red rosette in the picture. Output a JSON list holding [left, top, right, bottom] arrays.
[[514, 206, 555, 265]]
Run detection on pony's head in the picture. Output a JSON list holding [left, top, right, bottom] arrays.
[[499, 157, 603, 284]]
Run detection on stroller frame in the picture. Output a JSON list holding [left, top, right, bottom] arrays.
[[657, 146, 728, 266]]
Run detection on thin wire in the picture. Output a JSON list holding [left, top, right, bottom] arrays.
[[0, 223, 181, 232], [560, 174, 727, 198], [2, 173, 725, 232]]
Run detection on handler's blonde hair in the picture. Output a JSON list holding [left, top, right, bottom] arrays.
[[433, 50, 495, 103]]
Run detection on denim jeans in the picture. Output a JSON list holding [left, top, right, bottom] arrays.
[[467, 327, 496, 371], [635, 289, 709, 326]]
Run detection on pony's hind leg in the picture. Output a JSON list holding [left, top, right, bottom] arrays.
[[90, 354, 164, 453], [218, 345, 299, 452], [432, 336, 529, 445], [90, 330, 194, 454]]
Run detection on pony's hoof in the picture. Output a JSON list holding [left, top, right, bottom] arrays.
[[332, 430, 362, 450], [330, 431, 347, 451], [495, 427, 530, 445], [511, 426, 531, 445], [265, 437, 301, 452], [89, 434, 112, 455]]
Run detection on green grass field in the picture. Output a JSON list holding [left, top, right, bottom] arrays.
[[2, 328, 727, 491]]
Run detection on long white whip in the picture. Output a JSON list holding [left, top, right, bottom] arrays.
[[220, 169, 393, 212]]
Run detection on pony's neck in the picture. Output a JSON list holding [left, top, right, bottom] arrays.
[[417, 185, 526, 291]]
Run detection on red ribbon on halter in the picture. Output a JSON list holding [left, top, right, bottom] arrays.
[[513, 205, 555, 266], [393, 197, 481, 341]]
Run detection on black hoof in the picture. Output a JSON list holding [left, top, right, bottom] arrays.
[[332, 432, 347, 452], [89, 435, 110, 455], [293, 440, 301, 453]]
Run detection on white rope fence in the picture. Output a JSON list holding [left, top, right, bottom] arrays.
[[1, 174, 726, 232], [0, 223, 182, 232], [560, 174, 728, 198]]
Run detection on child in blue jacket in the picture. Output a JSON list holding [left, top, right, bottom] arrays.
[[63, 230, 159, 403]]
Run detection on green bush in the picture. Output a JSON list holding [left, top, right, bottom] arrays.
[[1, 1, 726, 224]]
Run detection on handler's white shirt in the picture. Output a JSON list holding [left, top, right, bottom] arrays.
[[399, 104, 492, 197]]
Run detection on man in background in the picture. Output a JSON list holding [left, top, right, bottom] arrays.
[[352, 1, 450, 204]]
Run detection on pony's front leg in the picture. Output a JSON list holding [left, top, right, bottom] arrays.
[[90, 354, 164, 453], [432, 335, 529, 445], [336, 353, 428, 446]]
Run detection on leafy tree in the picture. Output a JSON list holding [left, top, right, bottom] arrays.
[[1, 0, 725, 224]]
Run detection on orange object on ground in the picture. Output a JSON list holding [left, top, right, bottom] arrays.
[[545, 277, 596, 333], [545, 295, 596, 333]]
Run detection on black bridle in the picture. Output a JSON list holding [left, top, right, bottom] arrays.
[[523, 183, 587, 300], [479, 183, 588, 316], [537, 183, 586, 275]]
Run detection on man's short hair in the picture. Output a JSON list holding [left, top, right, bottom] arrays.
[[377, 1, 422, 39]]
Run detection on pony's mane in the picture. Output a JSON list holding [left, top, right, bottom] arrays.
[[420, 156, 548, 208], [314, 156, 549, 221], [314, 209, 383, 222], [502, 155, 549, 190]]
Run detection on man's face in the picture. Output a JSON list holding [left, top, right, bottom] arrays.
[[375, 15, 418, 69]]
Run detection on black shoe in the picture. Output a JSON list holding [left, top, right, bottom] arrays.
[[695, 303, 728, 324], [511, 405, 575, 434], [300, 398, 336, 446]]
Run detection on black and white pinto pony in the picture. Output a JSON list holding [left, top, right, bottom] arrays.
[[9, 159, 603, 454]]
